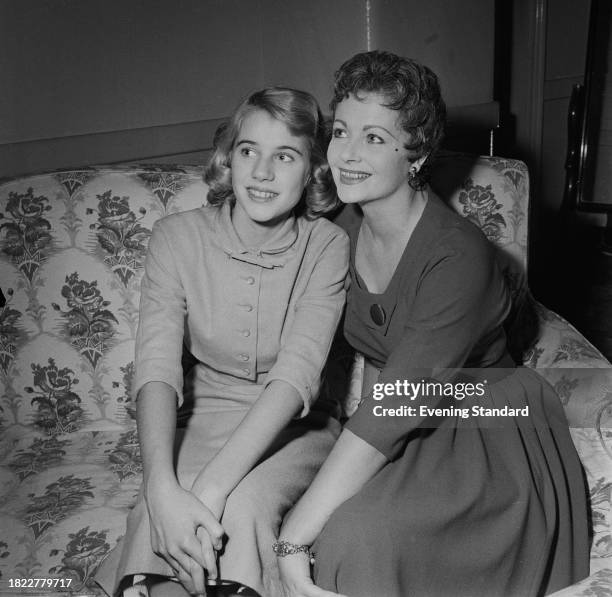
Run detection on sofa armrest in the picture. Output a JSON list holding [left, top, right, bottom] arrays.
[[548, 568, 612, 597], [523, 302, 612, 584], [523, 301, 609, 369]]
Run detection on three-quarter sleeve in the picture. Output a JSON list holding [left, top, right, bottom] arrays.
[[345, 230, 507, 460], [265, 229, 350, 417], [134, 220, 187, 405]]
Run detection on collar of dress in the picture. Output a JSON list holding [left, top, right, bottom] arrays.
[[215, 201, 299, 268]]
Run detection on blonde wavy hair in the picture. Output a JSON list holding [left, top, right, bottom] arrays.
[[204, 87, 339, 218]]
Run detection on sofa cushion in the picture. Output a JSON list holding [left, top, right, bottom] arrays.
[[0, 165, 207, 594], [1, 158, 610, 594]]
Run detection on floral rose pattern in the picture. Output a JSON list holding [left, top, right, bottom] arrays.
[[88, 191, 151, 287], [458, 178, 506, 244], [25, 475, 94, 539], [52, 273, 118, 369], [0, 290, 25, 375], [8, 436, 70, 480], [596, 394, 612, 461], [590, 477, 612, 558], [551, 337, 604, 365], [55, 171, 94, 198], [138, 170, 188, 210], [114, 360, 136, 422], [49, 526, 111, 590], [553, 374, 581, 405], [106, 428, 142, 480], [0, 161, 609, 594], [0, 188, 53, 283], [25, 358, 84, 435]]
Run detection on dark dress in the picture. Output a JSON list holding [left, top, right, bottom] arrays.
[[313, 195, 589, 597]]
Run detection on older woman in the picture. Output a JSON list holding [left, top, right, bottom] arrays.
[[277, 51, 589, 597]]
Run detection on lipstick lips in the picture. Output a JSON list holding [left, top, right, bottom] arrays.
[[247, 187, 279, 202], [338, 168, 371, 185]]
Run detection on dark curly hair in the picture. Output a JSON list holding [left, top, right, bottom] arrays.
[[331, 50, 446, 189], [204, 87, 339, 218]]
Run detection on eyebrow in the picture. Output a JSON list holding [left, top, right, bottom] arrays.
[[235, 139, 304, 156], [332, 119, 399, 141], [364, 125, 399, 140]]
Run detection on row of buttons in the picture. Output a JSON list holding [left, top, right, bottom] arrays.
[[239, 274, 257, 376], [239, 350, 252, 376]]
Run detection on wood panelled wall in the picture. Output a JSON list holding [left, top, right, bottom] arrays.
[[2, 0, 495, 179], [370, 0, 494, 107]]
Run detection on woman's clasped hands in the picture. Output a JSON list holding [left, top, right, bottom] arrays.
[[145, 476, 225, 596]]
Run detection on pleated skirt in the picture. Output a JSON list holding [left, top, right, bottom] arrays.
[[313, 367, 589, 597]]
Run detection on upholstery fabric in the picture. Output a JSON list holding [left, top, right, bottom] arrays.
[[0, 166, 205, 595], [0, 158, 610, 596]]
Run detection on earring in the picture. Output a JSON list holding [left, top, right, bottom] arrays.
[[407, 154, 430, 191], [407, 165, 419, 186]]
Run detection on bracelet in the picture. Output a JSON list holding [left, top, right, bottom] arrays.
[[273, 540, 312, 559]]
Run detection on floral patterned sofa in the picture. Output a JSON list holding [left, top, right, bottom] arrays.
[[0, 155, 610, 597]]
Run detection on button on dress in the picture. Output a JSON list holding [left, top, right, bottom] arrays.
[[95, 202, 349, 596], [313, 195, 589, 597]]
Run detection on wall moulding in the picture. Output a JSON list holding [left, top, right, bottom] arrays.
[[0, 101, 501, 180], [0, 119, 225, 179]]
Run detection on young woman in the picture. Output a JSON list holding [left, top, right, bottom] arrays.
[[95, 87, 349, 597], [277, 51, 589, 597]]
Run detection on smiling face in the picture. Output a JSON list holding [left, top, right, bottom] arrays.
[[327, 92, 413, 206], [230, 109, 311, 235]]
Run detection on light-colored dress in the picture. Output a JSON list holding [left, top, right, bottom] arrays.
[[95, 201, 349, 596]]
